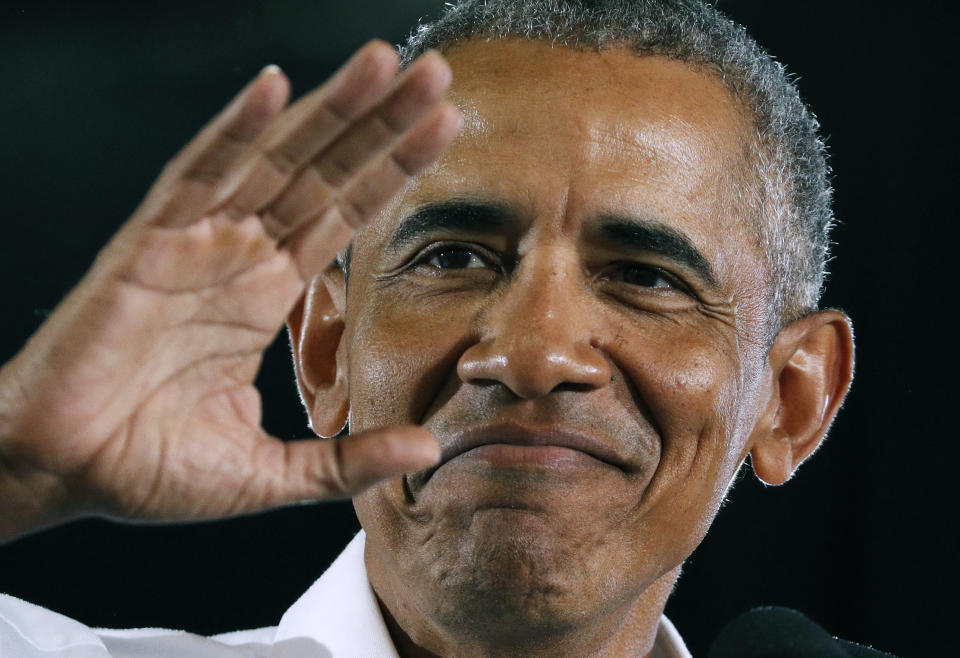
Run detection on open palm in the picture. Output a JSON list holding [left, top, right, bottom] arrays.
[[0, 42, 455, 540]]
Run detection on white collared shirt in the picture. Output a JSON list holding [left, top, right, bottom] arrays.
[[0, 531, 691, 657]]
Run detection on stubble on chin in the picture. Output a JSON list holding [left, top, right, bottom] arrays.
[[413, 507, 623, 640]]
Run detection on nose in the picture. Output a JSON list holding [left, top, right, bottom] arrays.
[[457, 248, 611, 399]]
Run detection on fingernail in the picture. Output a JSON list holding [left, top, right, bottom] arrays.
[[259, 64, 283, 77]]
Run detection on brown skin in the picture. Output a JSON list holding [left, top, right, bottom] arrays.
[[292, 40, 854, 657], [0, 34, 852, 658], [0, 42, 458, 541]]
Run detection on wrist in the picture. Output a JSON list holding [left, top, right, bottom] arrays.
[[0, 452, 76, 544], [0, 371, 75, 543]]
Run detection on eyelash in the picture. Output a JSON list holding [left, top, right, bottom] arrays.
[[598, 262, 689, 293], [406, 244, 690, 294], [412, 243, 503, 273]]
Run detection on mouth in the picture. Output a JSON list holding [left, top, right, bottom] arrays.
[[415, 421, 631, 486]]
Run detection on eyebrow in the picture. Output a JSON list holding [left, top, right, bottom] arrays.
[[590, 215, 719, 288], [385, 201, 719, 289], [386, 199, 515, 254]]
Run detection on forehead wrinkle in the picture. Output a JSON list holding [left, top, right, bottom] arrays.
[[584, 115, 745, 205], [586, 121, 696, 173]]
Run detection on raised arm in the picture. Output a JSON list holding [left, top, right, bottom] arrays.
[[0, 41, 458, 543]]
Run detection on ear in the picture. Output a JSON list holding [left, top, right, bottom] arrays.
[[749, 310, 854, 485], [287, 264, 349, 437]]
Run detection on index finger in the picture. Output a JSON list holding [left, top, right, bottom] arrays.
[[145, 40, 401, 229], [210, 40, 405, 222], [137, 66, 291, 228]]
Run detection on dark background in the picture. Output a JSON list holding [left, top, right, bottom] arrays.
[[0, 1, 955, 656]]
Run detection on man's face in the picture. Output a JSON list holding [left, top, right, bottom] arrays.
[[345, 39, 771, 633]]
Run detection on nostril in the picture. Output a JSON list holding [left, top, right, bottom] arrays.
[[552, 381, 596, 394], [468, 378, 503, 390]]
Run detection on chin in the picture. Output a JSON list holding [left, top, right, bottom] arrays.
[[423, 508, 614, 637]]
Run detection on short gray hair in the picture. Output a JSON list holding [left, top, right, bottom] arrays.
[[399, 0, 834, 329]]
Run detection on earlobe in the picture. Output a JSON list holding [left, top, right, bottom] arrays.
[[287, 266, 350, 437], [749, 310, 855, 486]]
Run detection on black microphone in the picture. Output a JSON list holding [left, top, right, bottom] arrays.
[[708, 606, 897, 658]]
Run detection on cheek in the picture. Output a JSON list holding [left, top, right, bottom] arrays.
[[611, 321, 748, 561], [618, 323, 742, 439], [347, 289, 477, 432], [641, 332, 743, 498]]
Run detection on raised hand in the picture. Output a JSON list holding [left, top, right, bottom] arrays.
[[0, 41, 459, 542]]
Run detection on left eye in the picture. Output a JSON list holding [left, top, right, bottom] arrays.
[[609, 264, 676, 289], [424, 246, 490, 270]]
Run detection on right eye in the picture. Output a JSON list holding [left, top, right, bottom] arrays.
[[421, 245, 496, 271]]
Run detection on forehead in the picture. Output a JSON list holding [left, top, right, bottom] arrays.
[[445, 37, 747, 154], [365, 39, 763, 291]]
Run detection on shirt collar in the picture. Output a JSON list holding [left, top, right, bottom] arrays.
[[273, 530, 399, 657], [273, 529, 690, 658]]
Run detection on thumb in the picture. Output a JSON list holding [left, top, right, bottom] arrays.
[[261, 425, 440, 505]]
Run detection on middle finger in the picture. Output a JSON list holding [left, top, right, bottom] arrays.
[[213, 40, 401, 220], [262, 51, 453, 237]]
